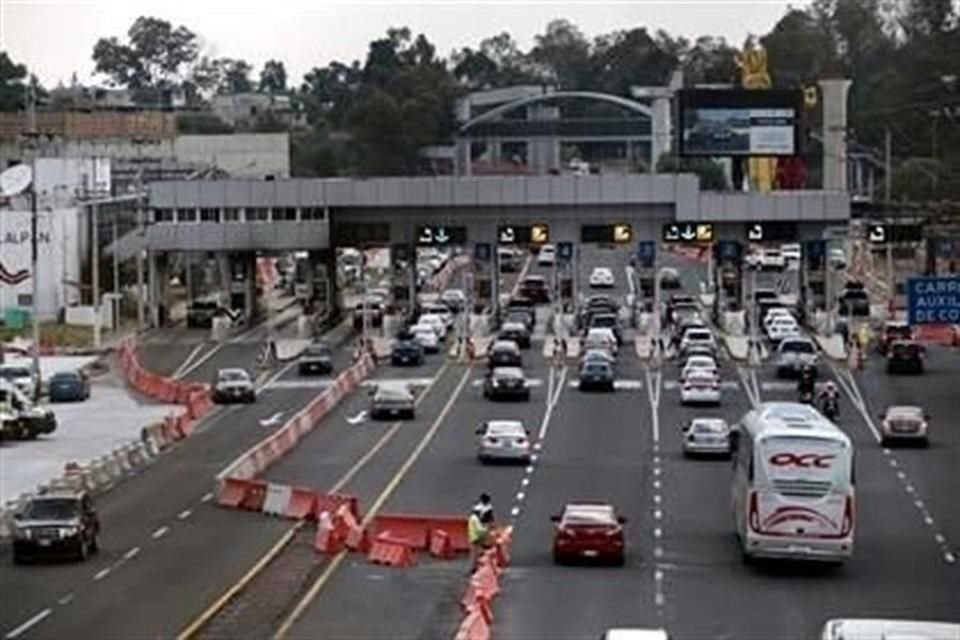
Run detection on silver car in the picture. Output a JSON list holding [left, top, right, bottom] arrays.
[[476, 420, 531, 464], [213, 368, 256, 404], [370, 384, 415, 420], [775, 337, 819, 378], [682, 418, 731, 457]]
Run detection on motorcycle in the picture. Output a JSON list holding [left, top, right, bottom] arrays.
[[821, 396, 840, 420]]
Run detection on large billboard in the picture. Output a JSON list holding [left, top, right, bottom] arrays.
[[678, 89, 802, 157]]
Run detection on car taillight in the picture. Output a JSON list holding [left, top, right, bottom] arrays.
[[748, 491, 760, 532], [711, 381, 718, 389], [840, 496, 854, 537], [516, 438, 527, 446], [485, 437, 499, 445], [605, 526, 622, 537]]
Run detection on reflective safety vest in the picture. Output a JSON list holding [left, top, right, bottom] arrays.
[[468, 513, 487, 544]]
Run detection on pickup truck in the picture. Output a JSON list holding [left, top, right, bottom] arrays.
[[0, 381, 57, 441]]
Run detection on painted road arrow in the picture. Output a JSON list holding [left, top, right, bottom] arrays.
[[258, 412, 284, 427]]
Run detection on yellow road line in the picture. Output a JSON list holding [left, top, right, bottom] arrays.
[[272, 365, 473, 639], [176, 362, 451, 640]]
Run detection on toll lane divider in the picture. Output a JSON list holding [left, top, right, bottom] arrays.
[[213, 354, 376, 519], [428, 255, 471, 293], [453, 526, 514, 640]]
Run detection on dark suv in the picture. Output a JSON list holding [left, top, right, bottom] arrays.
[[886, 340, 925, 374], [12, 490, 101, 563]]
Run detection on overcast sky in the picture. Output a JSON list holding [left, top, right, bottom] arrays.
[[2, 0, 802, 88]]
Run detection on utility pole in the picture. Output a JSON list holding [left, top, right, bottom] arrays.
[[92, 201, 101, 349], [133, 138, 147, 332], [25, 79, 41, 397], [884, 128, 892, 204]]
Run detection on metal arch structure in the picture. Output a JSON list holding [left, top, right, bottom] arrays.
[[455, 91, 661, 176], [457, 91, 654, 134]]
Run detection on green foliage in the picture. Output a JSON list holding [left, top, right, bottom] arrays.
[[656, 153, 729, 190], [0, 51, 29, 112], [176, 112, 234, 134], [92, 16, 198, 102], [259, 60, 287, 93]]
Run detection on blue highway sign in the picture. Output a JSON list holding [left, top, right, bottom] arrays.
[[907, 276, 960, 325]]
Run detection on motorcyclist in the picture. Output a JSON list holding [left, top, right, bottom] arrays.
[[818, 381, 840, 417], [797, 364, 816, 402]]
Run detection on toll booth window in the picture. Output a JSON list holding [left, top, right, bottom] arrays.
[[247, 207, 269, 222], [200, 208, 220, 222], [301, 207, 326, 221], [176, 208, 198, 222], [272, 207, 297, 221], [153, 209, 174, 223], [223, 208, 241, 222]]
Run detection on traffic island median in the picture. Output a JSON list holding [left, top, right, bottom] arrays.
[[815, 335, 848, 361]]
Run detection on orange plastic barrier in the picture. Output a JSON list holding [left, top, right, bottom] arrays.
[[286, 486, 317, 519], [429, 529, 454, 560], [314, 512, 345, 554], [367, 534, 416, 567], [218, 478, 256, 508], [238, 480, 268, 511], [454, 609, 490, 640], [314, 493, 359, 521], [368, 514, 468, 551]]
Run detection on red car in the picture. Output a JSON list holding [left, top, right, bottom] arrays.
[[551, 503, 626, 566], [878, 321, 913, 355]]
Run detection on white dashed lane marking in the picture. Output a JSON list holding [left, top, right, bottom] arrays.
[[4, 608, 52, 639], [178, 509, 193, 520], [57, 595, 74, 606], [151, 526, 169, 539], [201, 492, 214, 503], [93, 568, 111, 581], [123, 547, 141, 561]]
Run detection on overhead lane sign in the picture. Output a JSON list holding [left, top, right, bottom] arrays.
[[907, 276, 960, 325]]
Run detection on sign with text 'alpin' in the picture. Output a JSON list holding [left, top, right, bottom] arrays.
[[907, 276, 960, 325]]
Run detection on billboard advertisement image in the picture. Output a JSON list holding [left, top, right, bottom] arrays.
[[679, 89, 801, 157]]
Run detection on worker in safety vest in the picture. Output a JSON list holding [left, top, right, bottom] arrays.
[[468, 493, 494, 570]]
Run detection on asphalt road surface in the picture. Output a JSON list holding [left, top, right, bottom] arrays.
[[3, 249, 956, 640]]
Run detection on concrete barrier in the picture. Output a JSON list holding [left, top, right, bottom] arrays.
[[275, 339, 310, 362], [721, 311, 745, 336], [635, 336, 652, 360]]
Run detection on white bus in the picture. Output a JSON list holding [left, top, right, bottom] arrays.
[[732, 402, 855, 563]]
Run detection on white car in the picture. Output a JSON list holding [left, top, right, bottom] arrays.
[[0, 363, 38, 398], [411, 326, 440, 352], [589, 267, 615, 288], [760, 249, 786, 270], [680, 355, 718, 381], [828, 248, 847, 269], [476, 419, 532, 463], [421, 303, 454, 328], [682, 418, 732, 456], [538, 244, 556, 266], [680, 371, 721, 405], [440, 288, 467, 312], [679, 328, 716, 355], [744, 249, 764, 269], [417, 314, 447, 340], [820, 619, 960, 640], [584, 327, 618, 355], [766, 317, 800, 342], [763, 307, 794, 329], [781, 243, 801, 266], [879, 405, 930, 446]]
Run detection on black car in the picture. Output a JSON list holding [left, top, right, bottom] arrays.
[[12, 490, 100, 563], [886, 340, 925, 374], [578, 361, 615, 392], [505, 310, 535, 332], [48, 370, 91, 402], [353, 301, 385, 329], [488, 340, 523, 369], [518, 276, 550, 304], [298, 342, 334, 375], [838, 289, 870, 317], [391, 338, 425, 367], [498, 321, 531, 349], [483, 367, 531, 401], [186, 301, 225, 329]]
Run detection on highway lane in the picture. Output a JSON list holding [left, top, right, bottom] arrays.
[[191, 358, 468, 639], [656, 346, 959, 639], [0, 343, 357, 640], [491, 348, 657, 639], [850, 344, 960, 562], [279, 347, 557, 639]]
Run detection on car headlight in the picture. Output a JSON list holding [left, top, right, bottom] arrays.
[[14, 526, 32, 539], [59, 526, 79, 538]]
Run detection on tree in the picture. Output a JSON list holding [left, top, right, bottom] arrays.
[[0, 51, 29, 111], [92, 16, 198, 104], [219, 59, 253, 93], [683, 36, 739, 86], [590, 28, 681, 95], [300, 60, 362, 127], [259, 59, 287, 93], [530, 19, 592, 88], [656, 153, 728, 190]]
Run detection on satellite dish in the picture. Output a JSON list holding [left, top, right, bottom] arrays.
[[0, 164, 33, 197]]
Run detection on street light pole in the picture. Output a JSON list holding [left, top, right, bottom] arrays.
[[29, 183, 41, 398], [92, 201, 101, 349]]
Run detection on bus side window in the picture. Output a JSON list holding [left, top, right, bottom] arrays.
[[850, 451, 856, 486]]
